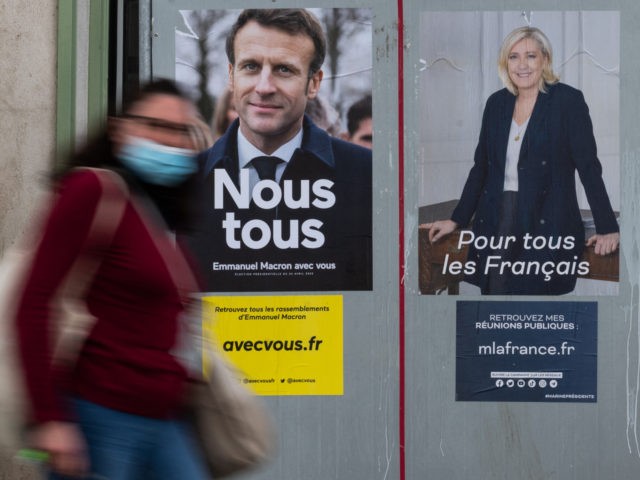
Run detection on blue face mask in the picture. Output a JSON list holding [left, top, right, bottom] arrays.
[[117, 136, 197, 186]]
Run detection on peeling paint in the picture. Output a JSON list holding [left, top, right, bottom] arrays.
[[622, 148, 640, 457]]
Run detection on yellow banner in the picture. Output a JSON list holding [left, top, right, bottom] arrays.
[[201, 295, 343, 395]]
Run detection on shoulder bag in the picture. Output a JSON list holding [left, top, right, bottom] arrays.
[[130, 193, 277, 478]]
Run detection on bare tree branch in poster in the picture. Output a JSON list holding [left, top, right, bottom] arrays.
[[320, 8, 372, 97], [184, 10, 226, 122]]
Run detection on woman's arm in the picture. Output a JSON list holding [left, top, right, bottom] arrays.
[[450, 95, 495, 228], [426, 96, 499, 244], [15, 170, 104, 424], [425, 219, 458, 243], [30, 421, 89, 477], [567, 88, 619, 255], [586, 232, 619, 256]]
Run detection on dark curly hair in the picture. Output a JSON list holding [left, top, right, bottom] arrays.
[[57, 79, 199, 231]]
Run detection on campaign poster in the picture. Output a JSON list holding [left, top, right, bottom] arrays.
[[175, 8, 373, 292], [417, 11, 620, 296], [201, 295, 343, 395], [456, 301, 597, 403]]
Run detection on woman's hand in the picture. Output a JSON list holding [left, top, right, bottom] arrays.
[[586, 232, 620, 256], [425, 220, 458, 243], [30, 421, 89, 478]]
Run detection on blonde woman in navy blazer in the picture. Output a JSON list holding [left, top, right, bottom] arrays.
[[427, 26, 619, 295]]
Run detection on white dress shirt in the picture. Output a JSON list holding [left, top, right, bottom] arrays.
[[503, 118, 530, 192], [237, 128, 303, 190]]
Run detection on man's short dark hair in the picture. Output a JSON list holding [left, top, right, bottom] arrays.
[[225, 9, 327, 76], [346, 95, 372, 136]]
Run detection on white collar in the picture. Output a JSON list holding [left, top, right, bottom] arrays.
[[237, 127, 303, 168]]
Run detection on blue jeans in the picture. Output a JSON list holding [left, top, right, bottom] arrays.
[[49, 398, 210, 480]]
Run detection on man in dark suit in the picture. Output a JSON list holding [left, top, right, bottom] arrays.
[[190, 9, 372, 292]]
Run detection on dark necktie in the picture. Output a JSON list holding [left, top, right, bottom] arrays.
[[252, 156, 282, 181]]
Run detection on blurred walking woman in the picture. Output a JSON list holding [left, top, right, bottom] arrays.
[[427, 26, 619, 295], [15, 80, 210, 479]]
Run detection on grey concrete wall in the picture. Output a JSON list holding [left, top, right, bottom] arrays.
[[0, 0, 58, 254], [0, 1, 57, 476]]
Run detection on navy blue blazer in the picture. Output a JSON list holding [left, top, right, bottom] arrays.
[[451, 83, 618, 294], [189, 116, 372, 292]]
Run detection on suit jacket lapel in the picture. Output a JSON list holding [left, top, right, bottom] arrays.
[[519, 87, 552, 163], [496, 92, 516, 171]]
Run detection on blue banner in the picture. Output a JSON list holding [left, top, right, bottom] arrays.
[[456, 301, 597, 402]]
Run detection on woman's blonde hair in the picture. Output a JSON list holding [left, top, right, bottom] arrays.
[[497, 26, 560, 95]]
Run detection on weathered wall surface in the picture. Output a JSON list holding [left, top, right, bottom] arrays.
[[0, 1, 56, 476], [0, 0, 57, 254]]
